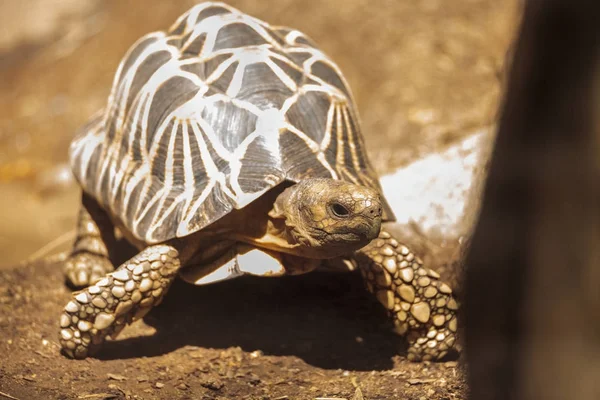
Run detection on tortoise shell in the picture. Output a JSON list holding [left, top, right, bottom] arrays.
[[70, 2, 394, 244]]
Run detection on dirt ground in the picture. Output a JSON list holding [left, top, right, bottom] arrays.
[[1, 257, 466, 400], [0, 0, 518, 399]]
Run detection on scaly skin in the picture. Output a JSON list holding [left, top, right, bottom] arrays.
[[59, 244, 181, 359], [355, 229, 459, 361], [64, 197, 115, 288]]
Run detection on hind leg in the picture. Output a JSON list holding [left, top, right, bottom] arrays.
[[64, 194, 115, 288]]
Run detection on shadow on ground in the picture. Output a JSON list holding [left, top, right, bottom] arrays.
[[100, 272, 400, 371]]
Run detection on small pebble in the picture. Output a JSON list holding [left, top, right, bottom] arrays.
[[250, 350, 263, 358], [107, 373, 127, 381]]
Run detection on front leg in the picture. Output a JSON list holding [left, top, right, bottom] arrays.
[[59, 244, 181, 359], [355, 229, 459, 361]]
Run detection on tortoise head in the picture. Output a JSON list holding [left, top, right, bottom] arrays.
[[269, 178, 383, 258]]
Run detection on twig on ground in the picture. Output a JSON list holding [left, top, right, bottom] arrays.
[[0, 390, 21, 400]]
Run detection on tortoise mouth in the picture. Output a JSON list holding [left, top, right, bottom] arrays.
[[356, 217, 382, 241], [324, 219, 381, 249]]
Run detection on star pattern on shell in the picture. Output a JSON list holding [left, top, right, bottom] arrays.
[[70, 2, 391, 243]]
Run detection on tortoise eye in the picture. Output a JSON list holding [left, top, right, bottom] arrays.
[[330, 202, 350, 218]]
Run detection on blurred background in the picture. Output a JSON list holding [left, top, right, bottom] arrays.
[[0, 0, 518, 267]]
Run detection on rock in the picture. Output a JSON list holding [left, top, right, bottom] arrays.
[[107, 373, 127, 381]]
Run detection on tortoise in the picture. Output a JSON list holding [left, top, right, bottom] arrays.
[[59, 1, 458, 361]]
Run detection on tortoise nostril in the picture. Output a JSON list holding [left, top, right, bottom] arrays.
[[364, 203, 382, 218]]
